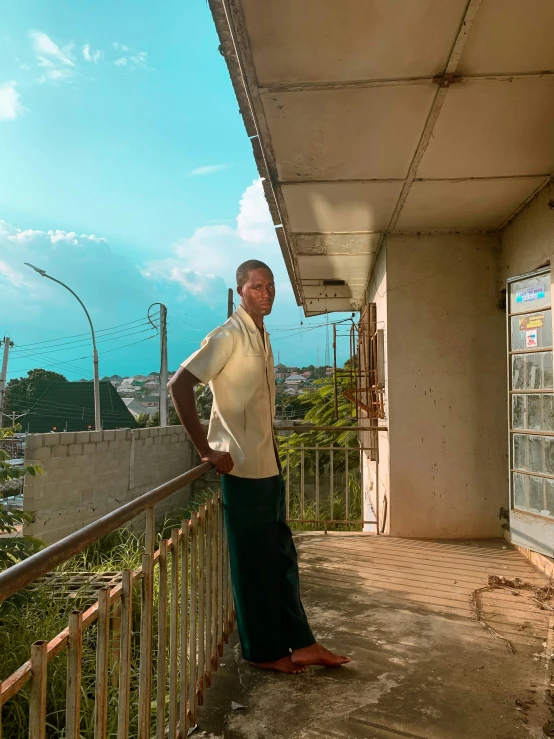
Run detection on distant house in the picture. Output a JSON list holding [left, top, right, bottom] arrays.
[[139, 395, 160, 407], [23, 381, 137, 433], [122, 397, 158, 419], [302, 371, 312, 378], [285, 374, 308, 386], [144, 381, 160, 390]]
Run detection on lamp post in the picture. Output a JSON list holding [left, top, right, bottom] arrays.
[[25, 263, 101, 431]]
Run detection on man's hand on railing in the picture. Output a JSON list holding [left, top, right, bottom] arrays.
[[202, 449, 234, 475]]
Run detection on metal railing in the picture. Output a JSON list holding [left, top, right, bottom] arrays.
[[277, 426, 379, 531], [0, 462, 234, 739]]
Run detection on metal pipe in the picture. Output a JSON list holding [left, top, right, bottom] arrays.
[[0, 462, 211, 602]]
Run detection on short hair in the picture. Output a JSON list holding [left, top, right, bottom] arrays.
[[236, 260, 273, 288]]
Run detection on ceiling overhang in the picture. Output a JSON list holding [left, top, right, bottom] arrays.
[[208, 0, 554, 316]]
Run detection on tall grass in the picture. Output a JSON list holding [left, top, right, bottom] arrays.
[[0, 483, 219, 738]]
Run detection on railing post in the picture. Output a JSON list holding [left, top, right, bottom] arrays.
[[29, 641, 47, 739], [156, 540, 168, 739], [315, 444, 320, 525], [300, 444, 305, 523], [197, 505, 206, 706], [205, 501, 212, 688], [117, 571, 133, 739], [169, 529, 180, 739], [218, 492, 224, 657], [179, 520, 190, 738], [138, 551, 154, 739], [345, 447, 349, 521], [66, 612, 83, 739], [189, 510, 198, 726], [94, 588, 110, 739]]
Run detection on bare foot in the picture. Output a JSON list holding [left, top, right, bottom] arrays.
[[250, 656, 307, 674], [291, 643, 351, 667]]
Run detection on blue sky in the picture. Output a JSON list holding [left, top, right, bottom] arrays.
[[0, 1, 352, 382]]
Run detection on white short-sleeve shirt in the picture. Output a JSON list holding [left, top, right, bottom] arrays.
[[181, 304, 278, 479]]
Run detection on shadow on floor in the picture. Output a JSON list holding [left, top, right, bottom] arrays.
[[196, 536, 553, 739]]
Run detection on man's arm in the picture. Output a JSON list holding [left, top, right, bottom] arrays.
[[168, 367, 234, 474]]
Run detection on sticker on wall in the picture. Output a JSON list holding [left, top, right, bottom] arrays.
[[526, 330, 538, 348], [516, 285, 545, 303], [519, 314, 545, 330]]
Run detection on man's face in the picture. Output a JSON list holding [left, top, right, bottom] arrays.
[[238, 268, 276, 318]]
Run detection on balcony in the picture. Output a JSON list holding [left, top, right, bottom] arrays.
[[0, 428, 552, 738]]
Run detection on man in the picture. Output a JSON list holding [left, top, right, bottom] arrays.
[[169, 260, 350, 675]]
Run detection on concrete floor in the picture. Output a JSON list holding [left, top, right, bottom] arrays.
[[196, 535, 553, 739]]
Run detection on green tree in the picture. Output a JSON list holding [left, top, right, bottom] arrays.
[[135, 413, 150, 428], [195, 385, 213, 420], [277, 363, 358, 473], [0, 426, 44, 570], [5, 369, 68, 415]]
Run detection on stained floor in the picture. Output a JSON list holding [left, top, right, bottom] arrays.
[[196, 535, 553, 739]]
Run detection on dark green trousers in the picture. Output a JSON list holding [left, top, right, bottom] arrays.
[[221, 473, 315, 662]]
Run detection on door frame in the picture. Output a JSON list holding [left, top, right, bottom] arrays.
[[506, 265, 554, 558]]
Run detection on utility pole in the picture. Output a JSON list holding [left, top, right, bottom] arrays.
[[0, 337, 14, 427], [159, 304, 168, 427], [227, 288, 234, 319]]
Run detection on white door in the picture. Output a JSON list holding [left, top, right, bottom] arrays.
[[508, 268, 554, 558]]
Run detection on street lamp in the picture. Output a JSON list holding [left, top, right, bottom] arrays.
[[25, 263, 101, 431]]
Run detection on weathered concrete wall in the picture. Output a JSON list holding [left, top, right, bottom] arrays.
[[500, 186, 553, 281], [384, 233, 507, 539], [23, 427, 195, 544], [500, 187, 554, 557]]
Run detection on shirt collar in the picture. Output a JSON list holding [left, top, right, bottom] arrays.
[[236, 303, 266, 336]]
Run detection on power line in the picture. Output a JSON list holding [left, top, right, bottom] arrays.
[[7, 334, 158, 378], [12, 321, 159, 354], [15, 315, 159, 351]]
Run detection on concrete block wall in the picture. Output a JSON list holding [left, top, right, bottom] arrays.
[[23, 426, 194, 545]]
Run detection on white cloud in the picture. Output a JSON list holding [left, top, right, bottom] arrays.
[[1, 220, 106, 247], [29, 30, 75, 67], [0, 82, 24, 121], [0, 260, 29, 287], [82, 44, 103, 63], [236, 179, 276, 244], [29, 30, 77, 84], [190, 164, 229, 177], [112, 46, 148, 70], [130, 51, 147, 67], [143, 178, 281, 303]]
